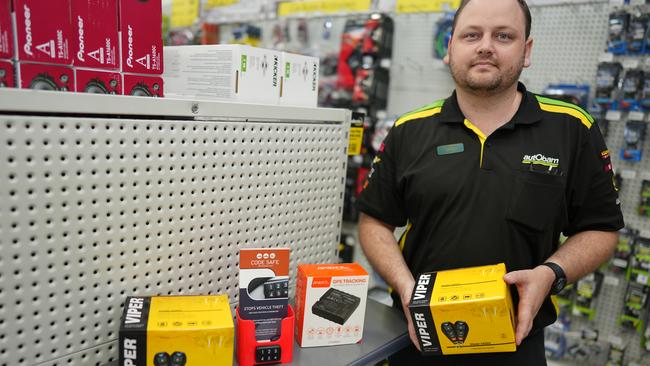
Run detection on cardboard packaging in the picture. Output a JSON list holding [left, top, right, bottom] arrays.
[[0, 59, 14, 87], [239, 248, 290, 341], [76, 68, 121, 94], [119, 0, 162, 74], [295, 263, 369, 347], [122, 73, 162, 97], [0, 0, 13, 59], [279, 52, 319, 107], [163, 45, 281, 105], [13, 0, 72, 64], [71, 0, 119, 69], [17, 62, 73, 91], [119, 295, 234, 366], [408, 263, 516, 355]]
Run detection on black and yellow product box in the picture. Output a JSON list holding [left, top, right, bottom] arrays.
[[119, 295, 234, 366], [408, 263, 516, 355]]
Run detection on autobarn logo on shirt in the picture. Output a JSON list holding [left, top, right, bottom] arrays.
[[521, 153, 560, 168]]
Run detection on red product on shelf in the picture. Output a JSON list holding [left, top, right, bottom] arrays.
[[0, 0, 13, 59], [17, 62, 74, 91], [122, 73, 162, 97], [119, 0, 162, 74], [71, 0, 119, 69], [0, 59, 15, 87], [13, 0, 72, 64], [75, 68, 121, 94], [236, 306, 294, 366]]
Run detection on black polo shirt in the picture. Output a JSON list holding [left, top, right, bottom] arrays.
[[358, 83, 624, 332]]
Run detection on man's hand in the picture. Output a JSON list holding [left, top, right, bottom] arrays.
[[398, 279, 420, 351], [503, 266, 555, 345]]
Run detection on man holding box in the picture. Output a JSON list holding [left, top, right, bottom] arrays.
[[358, 0, 624, 364]]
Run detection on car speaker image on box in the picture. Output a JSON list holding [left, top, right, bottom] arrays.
[[122, 73, 163, 97], [0, 59, 15, 87], [18, 62, 73, 91], [75, 69, 121, 94]]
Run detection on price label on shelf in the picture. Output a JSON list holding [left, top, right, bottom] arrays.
[[630, 0, 645, 5], [205, 0, 239, 8], [609, 0, 625, 6], [608, 335, 624, 347], [621, 169, 637, 179], [606, 110, 622, 121], [604, 275, 620, 286], [396, 0, 461, 13], [278, 0, 371, 16], [629, 111, 645, 121], [348, 123, 364, 156], [623, 58, 640, 69], [598, 53, 615, 63]]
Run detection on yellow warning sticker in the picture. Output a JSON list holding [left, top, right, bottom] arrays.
[[348, 126, 364, 156]]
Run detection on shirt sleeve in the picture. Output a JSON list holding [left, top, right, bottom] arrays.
[[357, 126, 407, 227], [564, 123, 624, 236]]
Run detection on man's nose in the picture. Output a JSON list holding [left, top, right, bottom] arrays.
[[477, 36, 495, 55]]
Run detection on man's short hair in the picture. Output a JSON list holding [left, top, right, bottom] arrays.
[[451, 0, 532, 39]]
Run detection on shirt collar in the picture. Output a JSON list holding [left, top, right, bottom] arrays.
[[437, 82, 544, 128]]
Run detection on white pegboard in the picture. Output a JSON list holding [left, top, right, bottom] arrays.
[[522, 1, 610, 94], [0, 92, 350, 366]]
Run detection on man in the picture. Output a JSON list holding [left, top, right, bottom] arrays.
[[357, 0, 624, 365]]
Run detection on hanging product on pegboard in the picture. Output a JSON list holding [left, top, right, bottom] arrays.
[[621, 119, 646, 162], [573, 271, 604, 320], [595, 62, 623, 109], [621, 69, 644, 110], [606, 341, 626, 366], [639, 180, 650, 216], [611, 228, 638, 273], [608, 10, 629, 55], [617, 282, 649, 333], [628, 236, 650, 286]]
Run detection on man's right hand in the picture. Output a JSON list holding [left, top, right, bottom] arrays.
[[399, 280, 420, 351]]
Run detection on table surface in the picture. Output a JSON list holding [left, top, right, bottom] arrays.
[[107, 298, 410, 366]]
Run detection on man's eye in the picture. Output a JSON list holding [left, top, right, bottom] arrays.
[[496, 33, 513, 41], [464, 33, 479, 40]]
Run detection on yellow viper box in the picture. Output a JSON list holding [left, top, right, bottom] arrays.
[[408, 263, 516, 355], [119, 295, 234, 366]]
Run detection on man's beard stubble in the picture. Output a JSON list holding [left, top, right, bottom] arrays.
[[449, 54, 525, 96]]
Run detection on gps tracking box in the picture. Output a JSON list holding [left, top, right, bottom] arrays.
[[295, 263, 368, 347], [408, 263, 516, 355]]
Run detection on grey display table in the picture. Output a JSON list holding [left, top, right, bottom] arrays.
[[107, 299, 410, 366]]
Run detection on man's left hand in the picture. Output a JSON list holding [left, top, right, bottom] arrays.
[[503, 266, 556, 345]]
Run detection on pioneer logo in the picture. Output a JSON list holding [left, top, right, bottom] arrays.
[[123, 338, 137, 366], [77, 16, 85, 61], [23, 4, 33, 56], [414, 312, 433, 347], [413, 274, 431, 301], [126, 25, 134, 68], [124, 297, 144, 324], [272, 55, 279, 87]]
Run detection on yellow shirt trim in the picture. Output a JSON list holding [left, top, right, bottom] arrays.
[[538, 103, 593, 129], [463, 119, 487, 167], [395, 107, 442, 127]]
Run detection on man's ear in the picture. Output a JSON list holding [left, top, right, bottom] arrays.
[[523, 37, 533, 68]]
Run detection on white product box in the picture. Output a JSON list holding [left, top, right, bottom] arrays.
[[279, 52, 319, 107], [163, 44, 281, 105], [295, 263, 368, 347]]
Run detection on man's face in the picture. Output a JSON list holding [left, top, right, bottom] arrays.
[[444, 0, 533, 94]]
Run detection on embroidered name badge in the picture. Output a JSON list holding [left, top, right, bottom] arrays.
[[436, 143, 464, 156]]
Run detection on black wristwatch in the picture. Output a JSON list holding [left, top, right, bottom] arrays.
[[541, 262, 567, 295]]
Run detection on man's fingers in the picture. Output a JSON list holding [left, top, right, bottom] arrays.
[[503, 270, 525, 285], [515, 300, 533, 345]]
